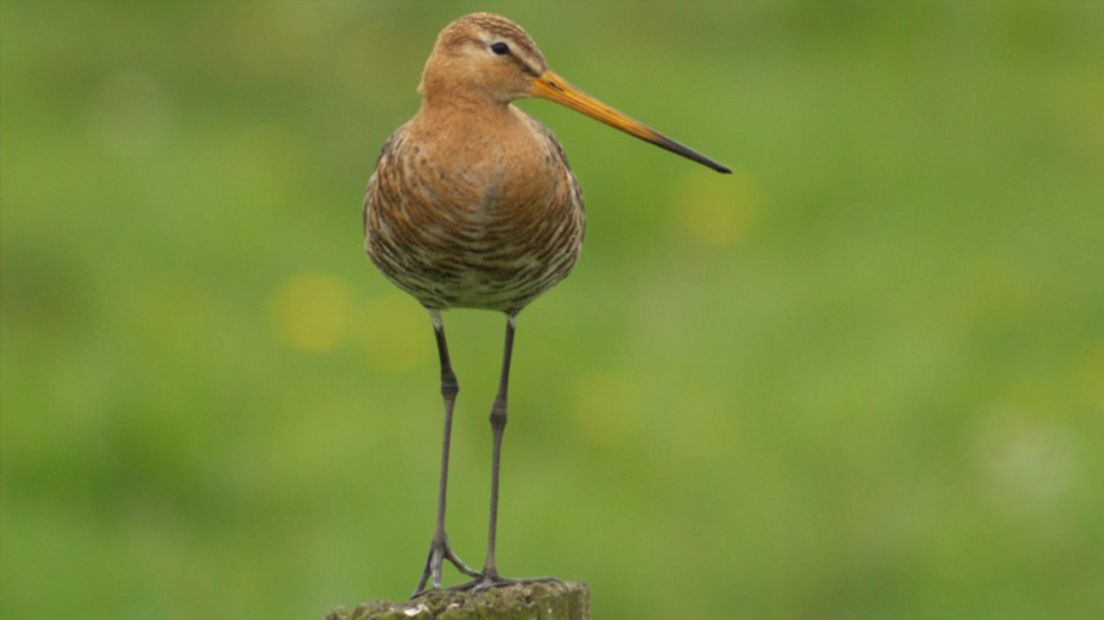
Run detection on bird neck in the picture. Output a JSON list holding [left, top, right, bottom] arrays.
[[419, 88, 513, 118], [414, 91, 523, 146]]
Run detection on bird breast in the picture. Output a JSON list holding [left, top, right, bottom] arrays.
[[364, 105, 585, 312], [419, 109, 559, 219]]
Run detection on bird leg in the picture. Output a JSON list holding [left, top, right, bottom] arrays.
[[481, 315, 516, 585], [412, 312, 479, 596], [447, 316, 560, 591]]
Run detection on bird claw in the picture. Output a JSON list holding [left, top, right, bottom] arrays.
[[412, 538, 480, 597], [447, 573, 562, 593]]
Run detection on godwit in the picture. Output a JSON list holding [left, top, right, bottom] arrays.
[[362, 12, 729, 594]]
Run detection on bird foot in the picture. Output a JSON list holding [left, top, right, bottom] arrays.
[[412, 538, 480, 597], [448, 572, 562, 592]]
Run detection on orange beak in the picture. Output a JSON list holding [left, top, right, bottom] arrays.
[[529, 70, 731, 174]]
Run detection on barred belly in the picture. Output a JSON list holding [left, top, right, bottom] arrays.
[[364, 118, 585, 314]]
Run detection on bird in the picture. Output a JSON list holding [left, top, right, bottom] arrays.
[[362, 12, 730, 595]]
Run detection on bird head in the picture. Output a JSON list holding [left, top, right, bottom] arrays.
[[420, 13, 730, 174], [420, 13, 548, 104]]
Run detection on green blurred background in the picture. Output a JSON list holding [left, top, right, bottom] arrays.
[[3, 1, 1102, 618]]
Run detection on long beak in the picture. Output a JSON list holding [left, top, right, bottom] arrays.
[[529, 70, 731, 174]]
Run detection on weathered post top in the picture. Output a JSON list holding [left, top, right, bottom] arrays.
[[327, 581, 589, 620]]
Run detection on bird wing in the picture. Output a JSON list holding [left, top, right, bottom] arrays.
[[524, 114, 585, 222], [363, 122, 410, 243]]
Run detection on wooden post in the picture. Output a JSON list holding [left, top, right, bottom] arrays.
[[326, 581, 589, 620]]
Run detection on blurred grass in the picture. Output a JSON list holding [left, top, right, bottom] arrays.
[[2, 1, 1103, 618]]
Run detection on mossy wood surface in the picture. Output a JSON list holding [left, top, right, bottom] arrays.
[[327, 581, 589, 620]]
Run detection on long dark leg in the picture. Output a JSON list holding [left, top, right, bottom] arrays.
[[481, 314, 517, 581], [447, 314, 559, 592], [413, 311, 478, 596]]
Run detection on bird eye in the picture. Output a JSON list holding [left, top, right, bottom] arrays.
[[490, 42, 510, 56]]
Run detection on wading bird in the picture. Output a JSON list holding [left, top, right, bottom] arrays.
[[363, 13, 729, 594]]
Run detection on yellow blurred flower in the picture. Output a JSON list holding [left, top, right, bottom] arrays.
[[269, 272, 353, 353], [1081, 339, 1104, 406], [359, 293, 429, 373], [673, 166, 758, 247], [571, 371, 638, 447]]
